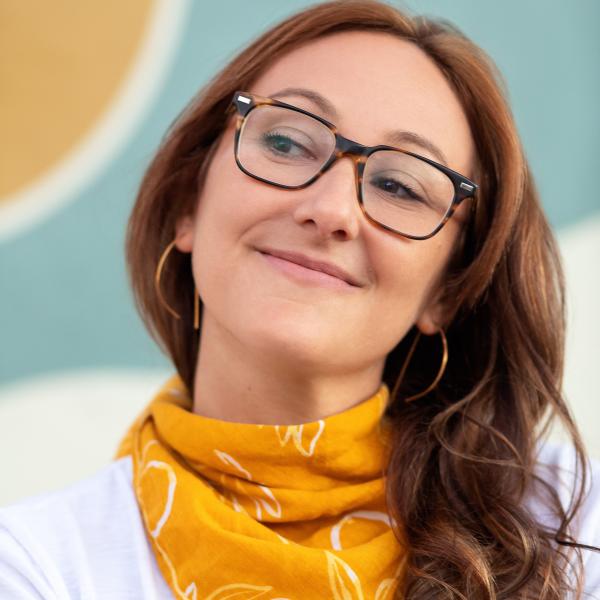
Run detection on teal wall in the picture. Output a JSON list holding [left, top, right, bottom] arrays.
[[1, 0, 599, 385]]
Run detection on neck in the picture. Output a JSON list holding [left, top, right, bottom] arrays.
[[191, 311, 385, 425]]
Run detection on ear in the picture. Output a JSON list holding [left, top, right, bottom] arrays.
[[415, 293, 446, 335], [174, 215, 194, 253]]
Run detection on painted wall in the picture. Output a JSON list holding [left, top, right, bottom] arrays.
[[1, 0, 598, 504]]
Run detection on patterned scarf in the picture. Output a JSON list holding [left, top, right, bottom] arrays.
[[114, 373, 406, 599]]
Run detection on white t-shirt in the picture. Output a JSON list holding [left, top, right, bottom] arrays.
[[1, 442, 599, 599]]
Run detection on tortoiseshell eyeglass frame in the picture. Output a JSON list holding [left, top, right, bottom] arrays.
[[228, 90, 479, 240]]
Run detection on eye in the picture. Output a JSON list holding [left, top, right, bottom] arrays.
[[261, 131, 316, 159], [369, 175, 426, 204]]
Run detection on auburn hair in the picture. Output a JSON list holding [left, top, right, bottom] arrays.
[[125, 1, 597, 597]]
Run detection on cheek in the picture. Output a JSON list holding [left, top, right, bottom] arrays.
[[372, 237, 450, 324], [194, 143, 250, 245], [190, 151, 240, 294], [190, 146, 276, 302]]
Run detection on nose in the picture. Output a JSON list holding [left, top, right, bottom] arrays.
[[291, 156, 361, 241]]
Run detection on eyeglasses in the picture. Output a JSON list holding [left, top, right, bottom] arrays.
[[229, 90, 478, 240]]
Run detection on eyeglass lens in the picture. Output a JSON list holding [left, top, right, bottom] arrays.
[[237, 104, 455, 238]]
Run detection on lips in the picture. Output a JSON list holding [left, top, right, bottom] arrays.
[[257, 247, 363, 287]]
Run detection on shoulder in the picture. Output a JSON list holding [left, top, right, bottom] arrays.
[[531, 440, 600, 596], [533, 441, 600, 530], [0, 456, 171, 599], [0, 456, 138, 553]]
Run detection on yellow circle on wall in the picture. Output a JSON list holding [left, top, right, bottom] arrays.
[[0, 0, 153, 200]]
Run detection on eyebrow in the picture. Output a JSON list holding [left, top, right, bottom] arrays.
[[270, 86, 449, 166]]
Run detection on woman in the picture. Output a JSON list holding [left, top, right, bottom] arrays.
[[1, 1, 599, 598]]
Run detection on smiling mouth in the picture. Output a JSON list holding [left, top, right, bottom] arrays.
[[258, 251, 359, 290]]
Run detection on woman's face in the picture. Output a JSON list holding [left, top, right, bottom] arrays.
[[176, 31, 475, 376]]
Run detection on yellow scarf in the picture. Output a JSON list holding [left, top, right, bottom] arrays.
[[114, 373, 406, 599]]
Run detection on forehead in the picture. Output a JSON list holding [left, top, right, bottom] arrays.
[[249, 31, 475, 177]]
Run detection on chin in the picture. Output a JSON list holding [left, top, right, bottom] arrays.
[[239, 312, 336, 365]]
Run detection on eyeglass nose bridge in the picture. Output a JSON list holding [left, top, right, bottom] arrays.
[[316, 132, 371, 202]]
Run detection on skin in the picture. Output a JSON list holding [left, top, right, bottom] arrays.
[[174, 31, 475, 425]]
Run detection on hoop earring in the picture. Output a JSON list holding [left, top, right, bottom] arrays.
[[154, 238, 200, 331], [391, 329, 448, 403]]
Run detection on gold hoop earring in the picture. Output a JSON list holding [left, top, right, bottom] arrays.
[[193, 284, 200, 331], [391, 329, 448, 403], [154, 238, 200, 331]]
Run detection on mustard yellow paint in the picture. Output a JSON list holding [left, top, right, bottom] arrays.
[[0, 0, 154, 200]]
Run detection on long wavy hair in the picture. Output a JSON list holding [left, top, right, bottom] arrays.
[[125, 1, 597, 597]]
